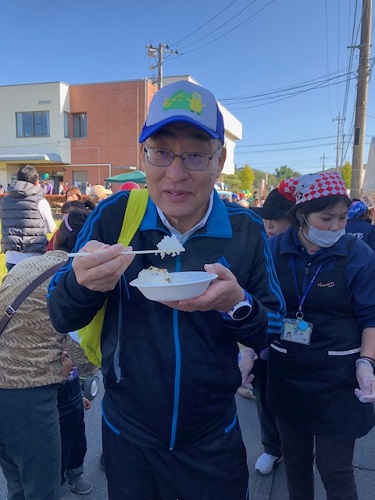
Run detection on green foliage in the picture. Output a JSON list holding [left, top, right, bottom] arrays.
[[225, 164, 302, 195], [275, 165, 300, 181], [340, 162, 352, 188], [222, 174, 242, 192], [237, 165, 254, 191]]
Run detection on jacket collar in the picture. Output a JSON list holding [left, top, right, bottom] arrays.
[[140, 190, 233, 239], [279, 227, 352, 260]]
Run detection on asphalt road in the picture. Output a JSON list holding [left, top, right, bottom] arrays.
[[1, 373, 374, 499]]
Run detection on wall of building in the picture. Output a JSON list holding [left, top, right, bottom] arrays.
[[0, 77, 242, 191], [66, 79, 154, 188], [0, 82, 71, 162], [0, 82, 71, 189]]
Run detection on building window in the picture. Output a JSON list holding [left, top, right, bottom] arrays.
[[72, 171, 88, 193], [16, 111, 50, 137], [73, 113, 87, 138], [64, 112, 70, 138]]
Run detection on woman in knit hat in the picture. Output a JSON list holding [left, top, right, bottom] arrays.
[[266, 172, 375, 500]]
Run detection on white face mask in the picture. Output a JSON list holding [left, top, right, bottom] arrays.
[[303, 215, 346, 248]]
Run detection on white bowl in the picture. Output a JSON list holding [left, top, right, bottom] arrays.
[[130, 271, 218, 301]]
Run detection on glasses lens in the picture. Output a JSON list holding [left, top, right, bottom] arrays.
[[147, 148, 173, 167], [183, 153, 208, 171]]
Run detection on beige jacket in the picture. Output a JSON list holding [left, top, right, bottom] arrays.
[[0, 251, 69, 388]]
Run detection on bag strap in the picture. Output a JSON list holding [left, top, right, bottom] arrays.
[[118, 189, 149, 246], [0, 261, 65, 336]]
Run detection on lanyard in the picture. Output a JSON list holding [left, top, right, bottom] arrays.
[[290, 257, 322, 319]]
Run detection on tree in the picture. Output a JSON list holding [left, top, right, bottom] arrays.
[[222, 174, 242, 192], [340, 162, 352, 188], [237, 164, 254, 191], [275, 165, 299, 181]]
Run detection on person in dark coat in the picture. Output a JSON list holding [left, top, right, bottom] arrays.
[[346, 199, 375, 250], [0, 165, 56, 272], [246, 188, 295, 475], [267, 172, 375, 500], [47, 80, 285, 500]]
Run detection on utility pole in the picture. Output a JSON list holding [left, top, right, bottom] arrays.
[[146, 44, 179, 89], [350, 0, 372, 198], [320, 153, 327, 171], [332, 112, 344, 171]]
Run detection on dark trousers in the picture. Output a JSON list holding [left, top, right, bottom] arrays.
[[276, 418, 357, 500], [0, 385, 61, 500], [102, 419, 249, 500], [59, 405, 87, 482], [252, 357, 282, 457]]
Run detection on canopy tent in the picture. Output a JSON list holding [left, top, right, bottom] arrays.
[[105, 171, 146, 184]]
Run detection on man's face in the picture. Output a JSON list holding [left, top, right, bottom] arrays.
[[141, 123, 226, 234]]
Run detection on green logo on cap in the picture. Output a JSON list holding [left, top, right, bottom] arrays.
[[163, 90, 206, 115]]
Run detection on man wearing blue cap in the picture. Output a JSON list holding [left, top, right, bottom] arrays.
[[48, 80, 285, 499]]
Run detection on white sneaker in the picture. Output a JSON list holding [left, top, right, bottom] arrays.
[[255, 452, 283, 475]]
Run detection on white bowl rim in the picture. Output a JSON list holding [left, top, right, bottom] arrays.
[[130, 271, 218, 288]]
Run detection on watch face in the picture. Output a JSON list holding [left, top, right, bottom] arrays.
[[232, 304, 251, 320]]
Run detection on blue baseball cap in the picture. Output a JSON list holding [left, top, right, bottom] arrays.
[[139, 80, 225, 144]]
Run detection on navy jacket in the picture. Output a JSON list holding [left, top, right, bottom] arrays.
[[48, 190, 285, 449], [346, 218, 375, 250], [267, 228, 375, 437]]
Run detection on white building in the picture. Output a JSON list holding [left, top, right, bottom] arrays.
[[362, 137, 375, 194], [0, 77, 242, 190], [0, 82, 71, 188]]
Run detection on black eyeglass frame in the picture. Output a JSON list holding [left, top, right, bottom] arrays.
[[143, 143, 222, 171]]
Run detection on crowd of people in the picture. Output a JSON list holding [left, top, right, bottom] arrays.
[[0, 80, 374, 500]]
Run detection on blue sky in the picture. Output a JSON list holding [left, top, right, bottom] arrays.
[[1, 0, 374, 174]]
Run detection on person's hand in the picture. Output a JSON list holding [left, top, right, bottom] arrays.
[[355, 360, 375, 403], [72, 240, 135, 292], [161, 263, 245, 313], [238, 348, 258, 386], [61, 350, 73, 383], [82, 397, 91, 410], [241, 373, 254, 390]]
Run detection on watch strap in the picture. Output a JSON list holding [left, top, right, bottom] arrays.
[[220, 290, 253, 321]]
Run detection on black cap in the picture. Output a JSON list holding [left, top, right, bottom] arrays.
[[250, 188, 294, 220]]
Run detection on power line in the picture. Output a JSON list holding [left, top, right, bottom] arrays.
[[218, 68, 355, 109], [177, 1, 274, 55], [236, 142, 337, 154], [175, 0, 261, 51], [226, 74, 356, 110], [220, 68, 351, 101], [170, 0, 239, 47], [236, 136, 336, 148]]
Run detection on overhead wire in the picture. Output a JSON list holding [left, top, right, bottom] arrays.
[[179, 1, 274, 54], [219, 67, 353, 103], [236, 136, 336, 148], [173, 0, 262, 51], [225, 73, 356, 110], [340, 0, 361, 166], [170, 0, 239, 47], [153, 1, 370, 169], [324, 0, 333, 117]]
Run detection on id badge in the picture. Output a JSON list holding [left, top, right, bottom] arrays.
[[281, 318, 313, 345]]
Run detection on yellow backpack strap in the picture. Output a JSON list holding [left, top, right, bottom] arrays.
[[118, 189, 149, 246], [78, 188, 149, 367]]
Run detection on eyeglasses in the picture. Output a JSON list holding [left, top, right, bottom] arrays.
[[143, 144, 222, 171]]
